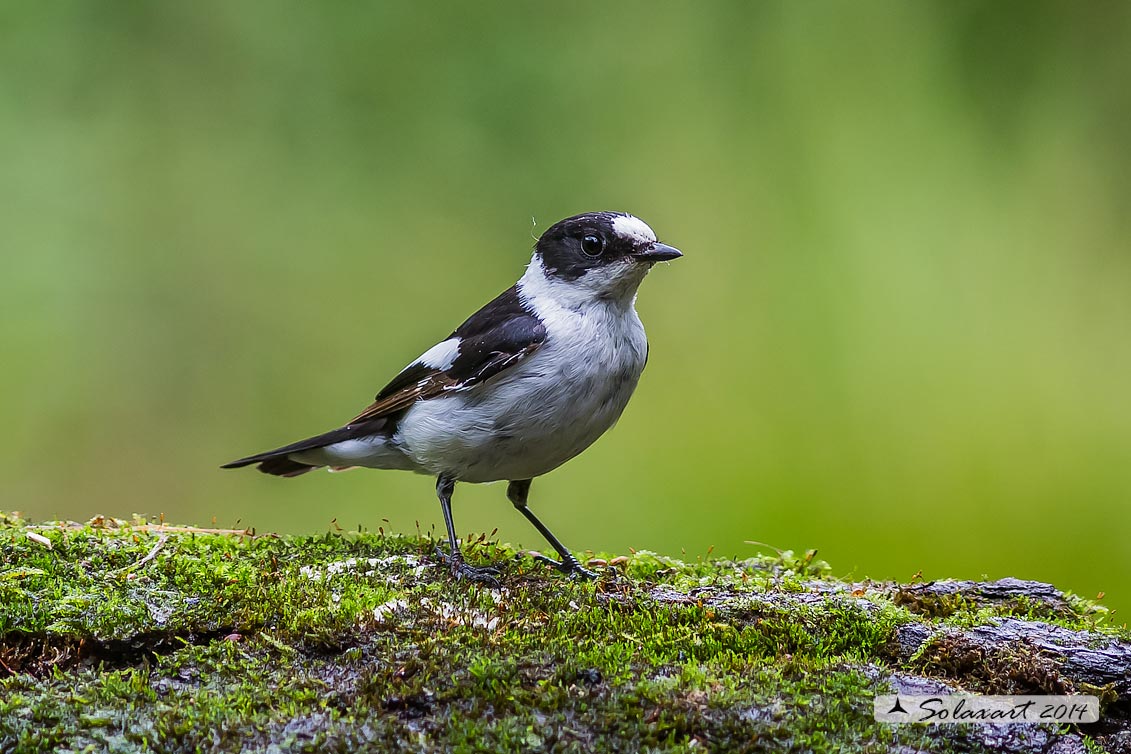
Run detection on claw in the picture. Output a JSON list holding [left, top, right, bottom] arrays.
[[434, 545, 502, 586], [528, 551, 599, 580]]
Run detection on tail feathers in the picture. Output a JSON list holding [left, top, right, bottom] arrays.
[[256, 456, 318, 477], [220, 449, 320, 477], [221, 418, 389, 478]]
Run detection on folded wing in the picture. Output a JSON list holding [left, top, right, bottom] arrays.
[[222, 285, 546, 475]]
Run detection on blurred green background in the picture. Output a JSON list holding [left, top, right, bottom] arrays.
[[2, 3, 1128, 615]]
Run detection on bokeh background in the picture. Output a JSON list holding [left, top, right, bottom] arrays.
[[3, 3, 1128, 615]]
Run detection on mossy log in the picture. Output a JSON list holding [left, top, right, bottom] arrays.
[[1, 513, 1128, 753]]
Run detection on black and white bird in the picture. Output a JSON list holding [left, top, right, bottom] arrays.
[[223, 212, 682, 582]]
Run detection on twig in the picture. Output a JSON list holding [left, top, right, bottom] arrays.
[[26, 531, 53, 549], [113, 534, 169, 576], [130, 524, 270, 537], [29, 522, 270, 538]]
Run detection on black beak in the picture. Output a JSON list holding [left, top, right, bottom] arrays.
[[634, 242, 683, 262]]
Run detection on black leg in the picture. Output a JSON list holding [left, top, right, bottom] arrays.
[[433, 475, 501, 585], [507, 479, 597, 580]]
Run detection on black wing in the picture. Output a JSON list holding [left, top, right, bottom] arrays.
[[349, 285, 546, 423], [222, 286, 546, 474]]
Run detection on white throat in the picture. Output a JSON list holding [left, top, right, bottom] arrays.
[[517, 255, 646, 313]]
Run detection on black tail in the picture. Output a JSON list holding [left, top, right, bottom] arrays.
[[220, 447, 320, 477], [254, 456, 319, 477], [221, 418, 389, 477]]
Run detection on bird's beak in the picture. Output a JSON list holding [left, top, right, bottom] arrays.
[[634, 242, 683, 262]]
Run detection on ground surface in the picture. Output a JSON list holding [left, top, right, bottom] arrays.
[[1, 513, 1128, 753]]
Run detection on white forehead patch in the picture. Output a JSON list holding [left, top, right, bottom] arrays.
[[611, 214, 657, 245]]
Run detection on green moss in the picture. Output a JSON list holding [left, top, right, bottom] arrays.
[[0, 513, 1120, 753], [890, 583, 1124, 638]]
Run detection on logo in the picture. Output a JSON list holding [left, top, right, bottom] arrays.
[[874, 695, 1100, 724]]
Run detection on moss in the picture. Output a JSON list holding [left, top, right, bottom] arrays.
[[910, 633, 1072, 695], [891, 582, 1126, 638], [0, 513, 1122, 753], [893, 588, 973, 620]]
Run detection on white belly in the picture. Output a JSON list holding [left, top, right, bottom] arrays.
[[396, 302, 648, 483]]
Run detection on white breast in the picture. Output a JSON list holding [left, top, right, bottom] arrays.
[[395, 259, 649, 483]]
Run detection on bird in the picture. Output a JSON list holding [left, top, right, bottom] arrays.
[[222, 211, 682, 583]]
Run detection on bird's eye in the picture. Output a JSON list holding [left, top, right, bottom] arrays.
[[581, 235, 604, 256]]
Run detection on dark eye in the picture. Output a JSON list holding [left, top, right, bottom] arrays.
[[581, 234, 604, 256]]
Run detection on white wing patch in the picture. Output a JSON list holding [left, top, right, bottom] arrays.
[[611, 214, 657, 245], [417, 337, 461, 370]]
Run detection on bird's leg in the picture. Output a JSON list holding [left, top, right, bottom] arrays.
[[507, 479, 598, 580], [433, 475, 501, 585]]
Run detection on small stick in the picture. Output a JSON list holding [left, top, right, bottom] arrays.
[[26, 531, 53, 549], [29, 522, 267, 538], [113, 533, 169, 576]]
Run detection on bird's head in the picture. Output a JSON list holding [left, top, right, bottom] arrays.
[[529, 212, 682, 307]]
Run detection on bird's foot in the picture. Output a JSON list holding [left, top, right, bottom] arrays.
[[434, 545, 502, 586], [528, 551, 599, 580]]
